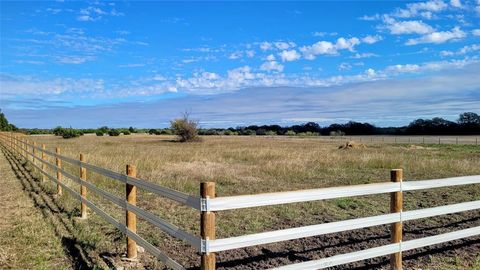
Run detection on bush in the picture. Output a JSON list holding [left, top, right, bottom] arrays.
[[159, 129, 172, 135], [284, 130, 296, 136], [62, 128, 81, 139], [256, 128, 267, 135], [53, 126, 66, 136], [223, 130, 238, 136], [170, 113, 199, 142], [108, 129, 120, 136], [96, 131, 104, 136], [266, 131, 277, 136], [241, 129, 256, 136], [123, 130, 131, 135], [148, 129, 158, 135]]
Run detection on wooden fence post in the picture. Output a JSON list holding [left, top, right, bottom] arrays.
[[126, 164, 137, 259], [32, 142, 37, 172], [24, 139, 27, 159], [390, 169, 403, 270], [41, 144, 46, 182], [438, 137, 441, 145], [80, 154, 88, 219], [201, 182, 216, 270], [56, 147, 63, 195]]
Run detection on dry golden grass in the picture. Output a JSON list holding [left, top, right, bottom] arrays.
[[5, 134, 480, 269]]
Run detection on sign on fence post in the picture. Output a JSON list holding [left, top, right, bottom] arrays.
[[80, 153, 88, 219], [41, 144, 46, 182], [126, 164, 137, 259], [201, 182, 216, 270], [390, 169, 403, 270], [56, 147, 63, 195]]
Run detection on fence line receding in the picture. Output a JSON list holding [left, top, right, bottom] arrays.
[[0, 132, 479, 270]]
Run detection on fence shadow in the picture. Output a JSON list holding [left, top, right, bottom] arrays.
[[0, 145, 96, 270]]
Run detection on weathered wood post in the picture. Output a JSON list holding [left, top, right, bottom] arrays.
[[390, 169, 403, 270], [438, 137, 441, 145], [126, 164, 137, 259], [201, 182, 216, 270], [41, 144, 46, 182], [56, 147, 63, 195], [422, 137, 425, 144], [24, 139, 27, 159], [80, 153, 88, 219], [32, 142, 37, 172]]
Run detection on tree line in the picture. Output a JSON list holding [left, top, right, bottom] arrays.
[[1, 111, 479, 137]]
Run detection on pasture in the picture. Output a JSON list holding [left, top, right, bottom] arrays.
[[2, 134, 480, 269]]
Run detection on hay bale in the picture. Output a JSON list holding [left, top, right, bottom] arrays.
[[339, 141, 367, 149]]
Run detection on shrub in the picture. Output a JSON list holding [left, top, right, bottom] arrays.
[[62, 128, 81, 139], [159, 129, 172, 135], [285, 130, 296, 136], [53, 126, 66, 136], [96, 131, 104, 136], [242, 129, 256, 136], [108, 129, 120, 136], [128, 126, 136, 133], [123, 130, 131, 135], [170, 113, 199, 142], [98, 126, 109, 134], [266, 131, 277, 136], [256, 128, 267, 136], [148, 129, 158, 135], [223, 130, 238, 136]]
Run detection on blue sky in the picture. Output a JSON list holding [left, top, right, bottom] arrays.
[[1, 0, 479, 128]]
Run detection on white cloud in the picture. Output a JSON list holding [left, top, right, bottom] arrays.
[[386, 20, 435, 34], [118, 63, 145, 68], [245, 50, 255, 58], [228, 51, 242, 60], [392, 0, 448, 18], [56, 55, 96, 64], [450, 0, 462, 8], [362, 35, 383, 44], [266, 54, 276, 61], [279, 49, 301, 62], [338, 62, 352, 70], [350, 53, 378, 59], [274, 41, 296, 50], [260, 42, 272, 51], [260, 60, 284, 72], [440, 44, 480, 56], [300, 37, 361, 60], [473, 29, 480, 36], [406, 26, 466, 45]]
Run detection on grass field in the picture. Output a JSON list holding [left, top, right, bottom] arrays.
[[4, 134, 480, 269]]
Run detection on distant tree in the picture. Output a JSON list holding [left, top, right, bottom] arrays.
[[284, 130, 296, 136], [53, 126, 66, 136], [256, 128, 267, 135], [0, 110, 16, 131], [458, 112, 480, 125], [98, 126, 109, 134], [96, 131, 104, 136], [128, 126, 136, 133], [457, 112, 480, 134], [108, 129, 120, 136], [62, 128, 81, 139], [170, 112, 199, 142]]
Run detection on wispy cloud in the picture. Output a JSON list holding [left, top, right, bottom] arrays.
[[406, 26, 466, 45]]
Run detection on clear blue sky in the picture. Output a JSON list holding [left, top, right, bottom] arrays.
[[1, 0, 479, 128]]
